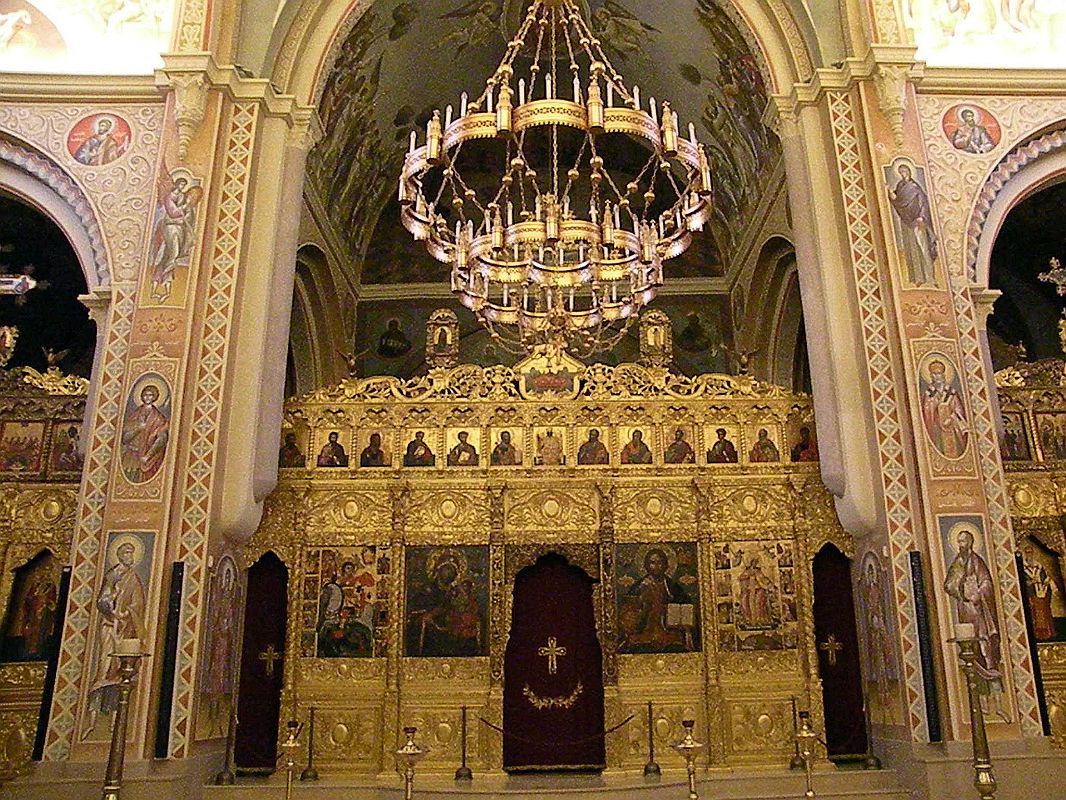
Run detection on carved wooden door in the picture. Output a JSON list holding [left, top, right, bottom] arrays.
[[235, 551, 287, 773], [503, 553, 605, 772], [812, 544, 868, 758]]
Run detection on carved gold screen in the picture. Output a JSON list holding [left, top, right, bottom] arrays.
[[252, 363, 850, 774]]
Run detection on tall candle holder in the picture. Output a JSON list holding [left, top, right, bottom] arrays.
[[454, 706, 472, 781], [671, 719, 707, 800], [952, 625, 997, 800], [213, 704, 238, 785], [300, 707, 319, 781], [279, 719, 303, 800], [795, 709, 820, 800], [643, 701, 661, 778], [396, 726, 429, 800], [100, 640, 148, 800]]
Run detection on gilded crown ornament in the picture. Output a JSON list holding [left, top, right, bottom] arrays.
[[399, 0, 713, 357]]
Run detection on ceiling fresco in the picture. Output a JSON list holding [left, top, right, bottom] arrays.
[[308, 0, 778, 286]]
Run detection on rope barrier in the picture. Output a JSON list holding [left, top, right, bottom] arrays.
[[477, 713, 634, 747]]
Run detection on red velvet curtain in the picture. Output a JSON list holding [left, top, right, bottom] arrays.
[[503, 554, 605, 771]]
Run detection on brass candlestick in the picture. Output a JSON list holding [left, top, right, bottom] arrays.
[[671, 719, 707, 800], [213, 704, 238, 785], [953, 631, 997, 799], [100, 644, 147, 800], [396, 726, 428, 800], [454, 706, 472, 781], [280, 720, 303, 800], [643, 701, 661, 778], [300, 707, 319, 781], [788, 696, 805, 770], [795, 710, 820, 800]]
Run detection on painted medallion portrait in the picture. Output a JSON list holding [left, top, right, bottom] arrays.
[[615, 543, 700, 654], [941, 104, 1000, 155], [119, 373, 170, 484], [917, 353, 969, 460], [404, 546, 488, 657], [67, 113, 131, 166]]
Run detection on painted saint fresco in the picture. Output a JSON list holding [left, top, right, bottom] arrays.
[[663, 426, 696, 464], [618, 428, 652, 465], [918, 354, 970, 460], [533, 427, 565, 466], [67, 113, 131, 166], [1036, 412, 1066, 461], [706, 425, 739, 463], [403, 430, 436, 467], [358, 431, 392, 467], [615, 543, 700, 654], [445, 430, 479, 467], [1020, 536, 1066, 642], [489, 429, 522, 466], [146, 167, 202, 305], [315, 430, 350, 467], [941, 104, 1000, 154], [939, 516, 1008, 719], [82, 531, 152, 740], [404, 546, 488, 657], [788, 425, 818, 462], [49, 421, 83, 473], [278, 429, 307, 468], [856, 551, 901, 724], [0, 420, 44, 473], [885, 160, 939, 287], [576, 428, 610, 466], [0, 549, 59, 662], [304, 546, 385, 658], [197, 555, 242, 738], [119, 373, 170, 484], [747, 427, 781, 463], [998, 412, 1030, 461], [714, 541, 798, 651]]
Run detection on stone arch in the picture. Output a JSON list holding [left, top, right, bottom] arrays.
[[967, 124, 1066, 288], [742, 235, 805, 388], [290, 243, 346, 392], [0, 136, 109, 291], [264, 0, 819, 108]]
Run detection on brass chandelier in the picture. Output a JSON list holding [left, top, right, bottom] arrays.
[[399, 0, 713, 356]]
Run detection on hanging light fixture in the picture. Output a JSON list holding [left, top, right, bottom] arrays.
[[399, 0, 713, 357]]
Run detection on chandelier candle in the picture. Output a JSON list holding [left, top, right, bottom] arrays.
[[399, 0, 713, 357]]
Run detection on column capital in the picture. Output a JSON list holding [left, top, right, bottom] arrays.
[[966, 286, 1003, 331], [77, 287, 112, 327]]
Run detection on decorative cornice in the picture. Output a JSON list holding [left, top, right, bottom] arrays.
[[917, 67, 1066, 96], [0, 73, 159, 102], [295, 362, 794, 405]]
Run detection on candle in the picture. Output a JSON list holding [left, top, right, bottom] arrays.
[[115, 638, 141, 657], [954, 623, 976, 640]]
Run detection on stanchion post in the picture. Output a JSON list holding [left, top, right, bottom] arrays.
[[100, 641, 147, 800], [300, 707, 319, 781], [213, 704, 238, 785], [455, 706, 473, 781], [952, 626, 997, 800], [643, 700, 660, 778], [861, 688, 881, 770], [671, 719, 707, 800], [396, 726, 428, 800]]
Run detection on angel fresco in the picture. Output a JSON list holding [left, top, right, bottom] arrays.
[[147, 168, 202, 303], [435, 0, 502, 57], [590, 1, 657, 61]]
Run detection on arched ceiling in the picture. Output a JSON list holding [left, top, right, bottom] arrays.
[[306, 0, 781, 287]]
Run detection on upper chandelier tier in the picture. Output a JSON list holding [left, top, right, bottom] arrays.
[[399, 0, 713, 356]]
